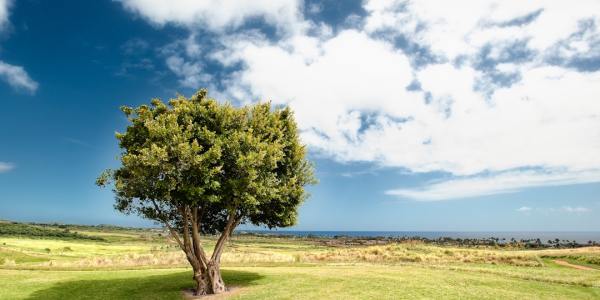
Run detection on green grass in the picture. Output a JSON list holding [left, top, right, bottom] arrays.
[[1, 225, 600, 299], [0, 248, 49, 264], [1, 265, 599, 300]]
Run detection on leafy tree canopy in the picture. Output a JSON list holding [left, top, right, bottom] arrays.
[[97, 89, 315, 294]]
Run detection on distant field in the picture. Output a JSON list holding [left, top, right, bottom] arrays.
[[1, 222, 599, 299]]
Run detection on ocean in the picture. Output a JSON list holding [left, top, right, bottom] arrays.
[[240, 230, 600, 244]]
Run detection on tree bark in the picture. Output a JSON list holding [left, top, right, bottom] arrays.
[[156, 202, 240, 295], [194, 270, 209, 295], [207, 261, 226, 294], [190, 208, 208, 267]]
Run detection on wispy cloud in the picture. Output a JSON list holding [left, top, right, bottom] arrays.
[[561, 206, 590, 213], [0, 0, 11, 30], [121, 38, 150, 55], [517, 205, 590, 215], [0, 0, 38, 93], [0, 161, 15, 173], [64, 137, 93, 148], [340, 167, 380, 178], [386, 169, 600, 201], [0, 61, 38, 93]]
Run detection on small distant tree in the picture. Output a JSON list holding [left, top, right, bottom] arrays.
[[97, 89, 315, 295]]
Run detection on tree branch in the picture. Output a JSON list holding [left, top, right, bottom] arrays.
[[150, 199, 184, 250], [211, 210, 238, 262], [190, 206, 208, 268], [181, 205, 202, 270], [151, 200, 204, 270]]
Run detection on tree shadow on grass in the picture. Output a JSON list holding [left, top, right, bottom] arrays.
[[26, 269, 263, 300]]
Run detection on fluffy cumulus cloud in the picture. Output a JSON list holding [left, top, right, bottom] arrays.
[[121, 0, 600, 200], [0, 0, 38, 93], [118, 0, 304, 33]]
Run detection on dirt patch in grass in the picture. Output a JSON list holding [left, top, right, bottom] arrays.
[[553, 260, 597, 271], [181, 287, 240, 299]]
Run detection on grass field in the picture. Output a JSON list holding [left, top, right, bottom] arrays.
[[1, 223, 599, 299]]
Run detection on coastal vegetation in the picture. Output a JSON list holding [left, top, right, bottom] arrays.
[[0, 221, 104, 241]]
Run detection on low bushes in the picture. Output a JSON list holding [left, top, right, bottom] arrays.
[[0, 223, 104, 241]]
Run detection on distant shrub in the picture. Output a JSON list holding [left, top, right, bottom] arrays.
[[0, 222, 104, 241]]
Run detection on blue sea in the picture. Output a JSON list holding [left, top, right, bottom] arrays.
[[240, 230, 600, 244]]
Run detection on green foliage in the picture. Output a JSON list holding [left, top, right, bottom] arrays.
[[98, 89, 315, 234], [0, 223, 104, 241]]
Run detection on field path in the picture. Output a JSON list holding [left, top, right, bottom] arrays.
[[553, 260, 596, 271]]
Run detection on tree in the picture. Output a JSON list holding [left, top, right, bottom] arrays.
[[97, 89, 315, 295]]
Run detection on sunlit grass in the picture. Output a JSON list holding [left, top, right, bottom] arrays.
[[1, 228, 600, 299], [1, 265, 599, 300]]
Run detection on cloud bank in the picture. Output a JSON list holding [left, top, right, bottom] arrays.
[[120, 0, 600, 200]]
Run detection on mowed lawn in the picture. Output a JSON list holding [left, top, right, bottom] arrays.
[[1, 264, 600, 300]]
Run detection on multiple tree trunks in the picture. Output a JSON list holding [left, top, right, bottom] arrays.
[[190, 261, 226, 295], [159, 202, 239, 295], [193, 265, 225, 295]]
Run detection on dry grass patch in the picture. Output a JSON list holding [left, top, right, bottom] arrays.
[[298, 243, 544, 266]]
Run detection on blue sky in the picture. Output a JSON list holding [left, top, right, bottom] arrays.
[[0, 0, 599, 231]]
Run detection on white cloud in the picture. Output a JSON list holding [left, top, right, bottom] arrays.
[[0, 0, 10, 30], [213, 31, 600, 197], [117, 0, 304, 33], [561, 206, 591, 213], [516, 205, 590, 214], [0, 161, 14, 173], [0, 61, 38, 92], [0, 0, 38, 93], [165, 55, 209, 88], [364, 0, 600, 61], [121, 0, 600, 200], [213, 30, 425, 160], [385, 169, 600, 201]]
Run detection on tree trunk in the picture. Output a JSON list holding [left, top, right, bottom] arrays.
[[207, 261, 226, 294], [193, 271, 209, 296]]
